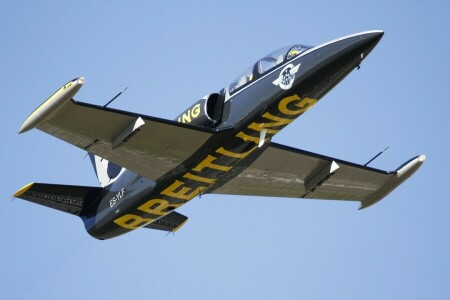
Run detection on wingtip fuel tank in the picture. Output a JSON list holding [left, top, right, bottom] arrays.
[[18, 77, 85, 134], [359, 154, 426, 209]]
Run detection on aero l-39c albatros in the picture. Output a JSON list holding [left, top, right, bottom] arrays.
[[14, 31, 425, 240]]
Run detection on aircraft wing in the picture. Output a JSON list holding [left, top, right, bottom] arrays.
[[211, 142, 425, 209], [19, 80, 226, 181]]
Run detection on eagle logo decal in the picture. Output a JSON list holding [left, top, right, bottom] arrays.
[[272, 63, 301, 90]]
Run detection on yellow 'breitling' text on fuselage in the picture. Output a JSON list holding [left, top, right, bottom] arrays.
[[113, 93, 317, 230]]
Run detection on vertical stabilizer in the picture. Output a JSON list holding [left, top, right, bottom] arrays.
[[88, 153, 125, 187]]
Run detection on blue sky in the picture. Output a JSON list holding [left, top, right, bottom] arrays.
[[1, 1, 449, 299]]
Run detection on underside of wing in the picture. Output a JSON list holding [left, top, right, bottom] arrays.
[[19, 79, 226, 181], [211, 142, 425, 209], [40, 101, 217, 180]]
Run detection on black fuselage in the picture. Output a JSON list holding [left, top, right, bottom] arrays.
[[83, 31, 384, 239]]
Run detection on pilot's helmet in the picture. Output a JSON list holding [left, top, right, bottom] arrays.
[[287, 45, 303, 60]]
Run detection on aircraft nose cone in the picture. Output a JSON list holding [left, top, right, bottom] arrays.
[[360, 30, 384, 41], [356, 30, 384, 54], [289, 31, 385, 101], [306, 30, 385, 76], [331, 30, 385, 60]]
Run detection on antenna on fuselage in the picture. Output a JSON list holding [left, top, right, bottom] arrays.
[[103, 87, 128, 108], [364, 146, 389, 167]]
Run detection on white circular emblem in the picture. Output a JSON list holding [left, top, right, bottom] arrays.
[[272, 63, 301, 90]]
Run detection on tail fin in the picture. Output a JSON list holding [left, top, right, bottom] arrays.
[[13, 182, 104, 216], [88, 153, 125, 187]]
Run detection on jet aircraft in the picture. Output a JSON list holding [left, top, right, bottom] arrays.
[[14, 30, 425, 240]]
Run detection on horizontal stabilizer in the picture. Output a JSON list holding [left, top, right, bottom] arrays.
[[13, 183, 104, 216], [143, 211, 188, 232]]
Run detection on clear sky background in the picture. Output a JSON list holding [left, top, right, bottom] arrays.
[[1, 1, 449, 299]]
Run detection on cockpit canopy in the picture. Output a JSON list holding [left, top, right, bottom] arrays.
[[227, 44, 311, 94]]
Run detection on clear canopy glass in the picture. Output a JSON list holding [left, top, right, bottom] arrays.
[[228, 65, 254, 94], [257, 45, 292, 74], [227, 44, 311, 94]]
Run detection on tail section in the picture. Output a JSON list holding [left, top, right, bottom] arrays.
[[88, 153, 125, 187], [13, 183, 104, 216]]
